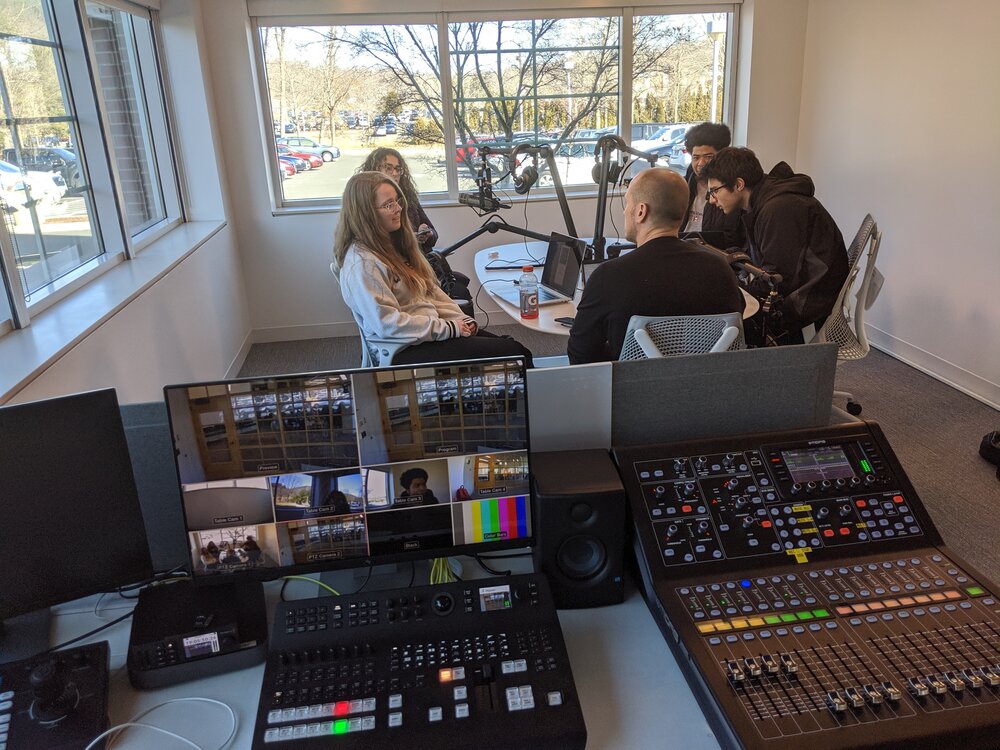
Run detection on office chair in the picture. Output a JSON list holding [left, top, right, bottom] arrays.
[[619, 313, 745, 360], [809, 214, 883, 415]]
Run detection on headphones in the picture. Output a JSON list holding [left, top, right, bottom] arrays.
[[514, 165, 538, 195], [591, 160, 624, 185]]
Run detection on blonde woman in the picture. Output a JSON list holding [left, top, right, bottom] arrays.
[[333, 171, 532, 366]]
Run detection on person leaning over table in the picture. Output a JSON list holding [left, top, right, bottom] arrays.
[[701, 146, 848, 345], [567, 168, 745, 364], [332, 171, 533, 367]]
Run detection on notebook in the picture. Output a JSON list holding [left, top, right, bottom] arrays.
[[492, 233, 586, 306]]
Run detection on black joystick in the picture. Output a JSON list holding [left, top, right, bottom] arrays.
[[29, 659, 80, 723], [432, 592, 454, 616]]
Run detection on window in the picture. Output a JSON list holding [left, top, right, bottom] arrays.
[[0, 0, 181, 332], [253, 7, 736, 207]]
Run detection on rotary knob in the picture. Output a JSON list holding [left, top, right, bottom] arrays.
[[723, 453, 735, 467], [725, 478, 739, 491], [742, 515, 757, 529], [673, 458, 685, 471], [791, 483, 802, 495], [682, 482, 696, 497], [839, 503, 853, 518], [696, 520, 711, 535], [816, 506, 830, 520], [654, 485, 667, 499], [806, 481, 818, 492], [695, 456, 707, 469], [821, 480, 832, 489], [665, 523, 681, 540]]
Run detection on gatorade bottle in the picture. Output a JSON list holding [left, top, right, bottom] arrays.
[[519, 265, 539, 319]]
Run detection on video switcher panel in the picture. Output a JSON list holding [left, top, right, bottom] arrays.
[[615, 421, 1000, 750]]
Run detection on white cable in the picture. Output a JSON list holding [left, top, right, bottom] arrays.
[[84, 696, 238, 750]]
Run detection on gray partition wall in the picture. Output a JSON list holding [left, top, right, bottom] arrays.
[[120, 402, 189, 572], [611, 343, 838, 447]]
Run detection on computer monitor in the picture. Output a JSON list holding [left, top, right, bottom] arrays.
[[163, 357, 531, 581], [0, 389, 154, 652]]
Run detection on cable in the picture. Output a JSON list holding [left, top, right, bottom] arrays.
[[86, 696, 239, 750], [43, 610, 134, 655], [280, 575, 340, 601], [407, 560, 416, 588], [353, 559, 375, 594], [475, 550, 533, 560], [472, 554, 511, 577]]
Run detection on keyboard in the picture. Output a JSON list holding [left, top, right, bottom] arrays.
[[251, 573, 586, 749]]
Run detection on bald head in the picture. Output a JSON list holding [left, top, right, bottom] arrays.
[[629, 169, 689, 228]]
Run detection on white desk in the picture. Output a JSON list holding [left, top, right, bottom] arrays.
[[43, 571, 720, 749], [475, 243, 759, 336]]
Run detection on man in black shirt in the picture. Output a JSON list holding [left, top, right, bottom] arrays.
[[701, 147, 848, 343], [567, 169, 745, 364]]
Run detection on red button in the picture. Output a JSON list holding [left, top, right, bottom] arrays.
[[681, 505, 692, 513], [823, 529, 834, 538], [893, 495, 904, 503], [334, 701, 350, 716], [839, 527, 851, 535], [855, 500, 866, 507], [761, 520, 772, 528]]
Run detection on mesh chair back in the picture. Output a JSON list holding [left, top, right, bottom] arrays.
[[619, 313, 745, 360], [812, 215, 883, 361]]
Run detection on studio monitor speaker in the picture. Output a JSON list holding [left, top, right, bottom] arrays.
[[531, 449, 626, 609]]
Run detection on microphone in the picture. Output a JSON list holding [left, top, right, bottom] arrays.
[[458, 191, 507, 213]]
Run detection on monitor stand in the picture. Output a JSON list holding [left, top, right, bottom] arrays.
[[0, 608, 52, 664]]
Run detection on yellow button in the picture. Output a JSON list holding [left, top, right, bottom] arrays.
[[748, 617, 765, 627], [730, 619, 748, 629], [714, 622, 733, 631], [697, 623, 716, 634]]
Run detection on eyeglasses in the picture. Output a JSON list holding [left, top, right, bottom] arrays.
[[706, 184, 729, 199], [376, 198, 403, 211], [379, 162, 404, 175]]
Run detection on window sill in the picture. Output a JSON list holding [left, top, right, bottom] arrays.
[[0, 219, 226, 404]]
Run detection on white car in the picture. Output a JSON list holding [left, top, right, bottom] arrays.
[[276, 137, 340, 162], [630, 123, 696, 159], [0, 159, 67, 206]]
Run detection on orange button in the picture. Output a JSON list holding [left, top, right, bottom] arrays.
[[852, 604, 869, 613], [884, 599, 899, 608], [868, 601, 885, 611], [944, 590, 962, 600], [899, 597, 915, 606], [929, 593, 946, 602], [836, 606, 853, 615], [439, 668, 453, 682], [914, 595, 930, 604]]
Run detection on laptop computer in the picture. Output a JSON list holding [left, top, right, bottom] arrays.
[[492, 232, 586, 306]]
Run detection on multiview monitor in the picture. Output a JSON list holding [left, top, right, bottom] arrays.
[[163, 357, 531, 580]]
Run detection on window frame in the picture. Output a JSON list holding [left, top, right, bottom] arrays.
[[0, 0, 183, 331], [252, 4, 740, 213]]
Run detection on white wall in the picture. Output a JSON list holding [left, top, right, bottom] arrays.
[[736, 0, 810, 169], [796, 0, 1000, 407], [12, 228, 251, 404]]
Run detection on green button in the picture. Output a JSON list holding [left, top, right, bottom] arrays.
[[764, 615, 781, 625], [966, 586, 985, 596], [812, 609, 830, 618], [780, 613, 797, 623], [796, 611, 814, 621], [333, 719, 349, 735]]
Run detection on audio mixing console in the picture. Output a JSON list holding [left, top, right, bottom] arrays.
[[614, 421, 1000, 750], [250, 573, 585, 749]]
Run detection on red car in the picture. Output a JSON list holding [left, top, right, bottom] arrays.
[[277, 144, 322, 168], [277, 157, 295, 178]]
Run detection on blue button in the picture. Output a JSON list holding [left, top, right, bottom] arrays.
[[944, 604, 956, 612], [849, 618, 862, 626], [898, 611, 910, 619], [809, 623, 822, 632], [928, 606, 941, 614], [776, 628, 789, 636], [960, 602, 972, 610], [709, 637, 722, 645], [742, 633, 755, 641], [760, 630, 772, 639], [740, 579, 752, 588], [914, 608, 926, 616], [825, 621, 838, 630], [881, 613, 894, 621], [865, 615, 878, 623], [726, 635, 739, 643], [792, 626, 805, 634]]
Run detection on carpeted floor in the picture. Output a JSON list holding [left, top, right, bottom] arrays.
[[239, 334, 1000, 584]]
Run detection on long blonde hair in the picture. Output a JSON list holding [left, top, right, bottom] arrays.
[[332, 171, 437, 295]]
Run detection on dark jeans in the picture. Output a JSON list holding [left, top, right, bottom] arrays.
[[393, 330, 534, 367]]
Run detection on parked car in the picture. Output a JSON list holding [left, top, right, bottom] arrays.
[[667, 137, 692, 173], [277, 144, 322, 169], [3, 147, 82, 189], [277, 153, 309, 172], [385, 117, 397, 135], [277, 136, 340, 162], [0, 159, 67, 205], [373, 125, 387, 137], [277, 158, 295, 179]]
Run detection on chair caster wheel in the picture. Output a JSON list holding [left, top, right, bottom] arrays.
[[846, 401, 863, 416]]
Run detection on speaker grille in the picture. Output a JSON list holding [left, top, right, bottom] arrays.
[[557, 535, 607, 580]]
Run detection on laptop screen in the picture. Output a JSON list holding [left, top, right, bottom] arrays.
[[540, 233, 585, 298]]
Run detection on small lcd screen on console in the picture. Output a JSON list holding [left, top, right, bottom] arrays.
[[479, 585, 513, 612], [781, 446, 856, 483]]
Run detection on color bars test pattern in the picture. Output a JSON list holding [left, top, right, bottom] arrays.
[[455, 496, 530, 544]]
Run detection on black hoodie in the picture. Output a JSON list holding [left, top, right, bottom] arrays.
[[743, 162, 848, 332]]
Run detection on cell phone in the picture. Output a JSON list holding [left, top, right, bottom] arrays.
[[416, 227, 433, 239], [554, 316, 575, 327]]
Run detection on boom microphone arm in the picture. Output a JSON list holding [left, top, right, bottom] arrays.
[[508, 144, 578, 239], [591, 135, 661, 262]]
